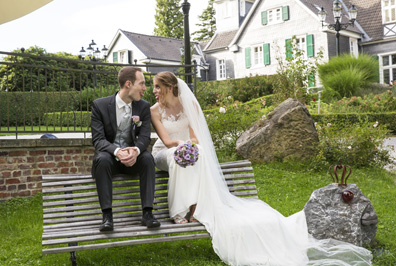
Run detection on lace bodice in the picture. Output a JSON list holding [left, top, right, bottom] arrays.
[[152, 105, 190, 156]]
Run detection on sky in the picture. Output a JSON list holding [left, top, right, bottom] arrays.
[[0, 0, 209, 55]]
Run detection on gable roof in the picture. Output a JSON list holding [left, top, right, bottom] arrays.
[[120, 30, 183, 62], [204, 30, 238, 51], [343, 0, 382, 42]]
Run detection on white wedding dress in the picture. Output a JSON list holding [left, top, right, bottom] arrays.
[[151, 79, 373, 266]]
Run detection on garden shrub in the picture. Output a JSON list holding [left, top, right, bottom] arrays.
[[318, 54, 379, 100], [204, 95, 273, 159], [311, 113, 396, 134], [0, 91, 80, 127], [43, 111, 91, 128], [196, 75, 274, 110], [310, 122, 392, 169]]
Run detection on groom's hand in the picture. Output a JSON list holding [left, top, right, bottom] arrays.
[[118, 147, 138, 167]]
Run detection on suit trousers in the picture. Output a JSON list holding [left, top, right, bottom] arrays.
[[92, 150, 156, 211]]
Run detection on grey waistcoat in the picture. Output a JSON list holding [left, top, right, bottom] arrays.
[[114, 115, 133, 149]]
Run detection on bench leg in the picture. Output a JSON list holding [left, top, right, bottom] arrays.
[[69, 242, 78, 266]]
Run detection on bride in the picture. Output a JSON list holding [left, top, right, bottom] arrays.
[[150, 72, 373, 266]]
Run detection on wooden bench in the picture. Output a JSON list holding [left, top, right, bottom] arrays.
[[41, 160, 257, 265]]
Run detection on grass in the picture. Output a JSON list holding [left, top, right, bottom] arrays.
[[1, 162, 395, 265]]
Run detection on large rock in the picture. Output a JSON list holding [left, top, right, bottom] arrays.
[[304, 183, 378, 246], [236, 98, 318, 162]]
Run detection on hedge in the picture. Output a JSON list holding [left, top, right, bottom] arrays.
[[312, 112, 396, 134], [43, 111, 91, 128]]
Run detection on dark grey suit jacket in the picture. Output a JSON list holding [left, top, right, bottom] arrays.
[[91, 92, 152, 157]]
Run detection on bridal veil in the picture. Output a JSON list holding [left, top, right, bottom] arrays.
[[176, 78, 372, 266]]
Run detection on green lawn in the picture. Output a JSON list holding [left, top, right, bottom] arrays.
[[1, 162, 395, 265]]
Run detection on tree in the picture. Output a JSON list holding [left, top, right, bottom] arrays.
[[193, 0, 216, 41], [154, 0, 184, 39]]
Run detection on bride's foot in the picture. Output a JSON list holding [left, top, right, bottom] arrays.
[[174, 215, 188, 224], [189, 215, 198, 223], [187, 204, 198, 223]]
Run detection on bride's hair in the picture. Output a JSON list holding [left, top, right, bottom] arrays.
[[154, 72, 179, 97]]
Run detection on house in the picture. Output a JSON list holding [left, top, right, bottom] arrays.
[[107, 29, 208, 77], [203, 0, 396, 85]]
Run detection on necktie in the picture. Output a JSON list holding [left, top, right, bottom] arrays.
[[119, 104, 131, 129]]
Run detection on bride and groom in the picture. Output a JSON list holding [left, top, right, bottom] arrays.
[[91, 67, 373, 265]]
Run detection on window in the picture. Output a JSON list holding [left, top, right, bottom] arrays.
[[253, 46, 263, 65], [285, 34, 314, 59], [383, 0, 396, 23], [119, 51, 125, 64], [350, 39, 358, 58], [261, 6, 289, 25], [268, 8, 282, 24], [217, 59, 226, 80], [295, 36, 306, 56], [380, 53, 396, 84]]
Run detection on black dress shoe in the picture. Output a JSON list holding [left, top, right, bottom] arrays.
[[141, 212, 161, 228], [99, 213, 114, 232]]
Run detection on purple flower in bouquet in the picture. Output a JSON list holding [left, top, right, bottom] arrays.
[[173, 142, 199, 168]]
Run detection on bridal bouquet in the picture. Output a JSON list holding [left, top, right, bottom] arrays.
[[174, 142, 199, 168]]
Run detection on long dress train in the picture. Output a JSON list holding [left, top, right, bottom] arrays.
[[151, 79, 373, 266]]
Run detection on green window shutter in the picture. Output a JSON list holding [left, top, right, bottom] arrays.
[[308, 74, 315, 87], [113, 52, 118, 63], [245, 47, 251, 68], [263, 43, 270, 65], [307, 34, 314, 57], [261, 11, 268, 25], [282, 6, 289, 21], [285, 38, 292, 60]]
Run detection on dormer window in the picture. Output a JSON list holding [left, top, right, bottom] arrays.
[[261, 6, 289, 25], [268, 8, 282, 24], [383, 0, 396, 23]]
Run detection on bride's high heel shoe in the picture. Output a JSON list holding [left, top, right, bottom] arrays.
[[174, 215, 188, 224]]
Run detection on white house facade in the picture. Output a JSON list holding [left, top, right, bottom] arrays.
[[203, 0, 396, 85]]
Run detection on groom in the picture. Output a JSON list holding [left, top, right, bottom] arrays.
[[91, 66, 160, 231]]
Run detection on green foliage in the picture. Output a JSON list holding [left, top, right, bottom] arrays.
[[309, 121, 392, 169], [318, 90, 396, 114], [193, 0, 216, 41], [43, 111, 91, 128], [154, 0, 184, 39], [318, 54, 379, 100], [204, 96, 273, 158], [0, 91, 80, 127], [272, 36, 323, 104], [196, 75, 274, 110], [0, 46, 119, 93]]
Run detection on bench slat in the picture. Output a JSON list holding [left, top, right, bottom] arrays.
[[42, 233, 210, 255], [43, 225, 207, 246], [43, 222, 204, 239]]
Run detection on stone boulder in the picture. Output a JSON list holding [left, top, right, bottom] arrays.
[[236, 98, 318, 162], [304, 183, 378, 246]]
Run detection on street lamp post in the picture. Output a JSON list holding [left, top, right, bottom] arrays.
[[182, 0, 192, 90], [79, 40, 108, 87], [79, 40, 108, 61], [318, 0, 357, 56]]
